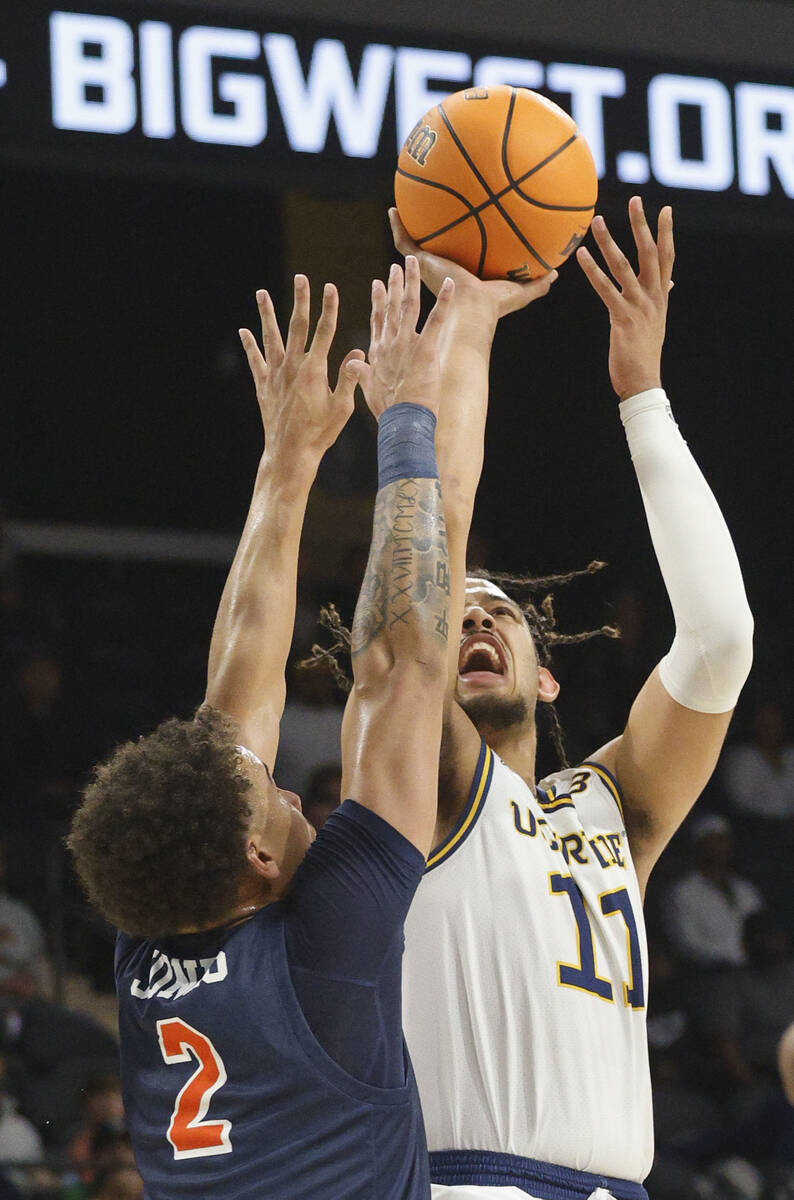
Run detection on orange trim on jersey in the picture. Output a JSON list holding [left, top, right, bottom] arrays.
[[426, 743, 493, 871], [581, 761, 625, 822]]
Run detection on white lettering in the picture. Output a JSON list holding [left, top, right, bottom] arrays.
[[139, 21, 175, 139], [394, 47, 471, 147], [545, 62, 625, 177], [131, 950, 173, 999], [202, 952, 228, 983], [736, 82, 794, 197], [131, 950, 227, 999], [50, 11, 136, 134], [473, 56, 543, 91], [179, 26, 265, 146], [158, 958, 197, 1000], [264, 35, 393, 157], [648, 74, 733, 191]]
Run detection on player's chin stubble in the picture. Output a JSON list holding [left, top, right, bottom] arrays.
[[459, 693, 529, 733]]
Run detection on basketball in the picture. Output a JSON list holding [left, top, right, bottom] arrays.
[[395, 85, 598, 281]]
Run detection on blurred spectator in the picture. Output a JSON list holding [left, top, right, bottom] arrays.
[[88, 1128, 135, 1180], [723, 702, 794, 823], [722, 702, 794, 935], [696, 912, 794, 1171], [303, 763, 342, 832], [0, 1052, 47, 1196], [703, 912, 794, 1092], [0, 647, 86, 825], [274, 664, 344, 798], [0, 844, 48, 1008], [647, 940, 724, 1163], [66, 1076, 125, 1183], [90, 1164, 143, 1200], [665, 815, 764, 968], [1, 1002, 118, 1148]]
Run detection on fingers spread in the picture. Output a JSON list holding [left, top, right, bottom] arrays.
[[384, 262, 404, 338], [285, 274, 311, 365], [309, 282, 338, 362], [399, 255, 422, 338], [370, 278, 387, 348], [590, 215, 641, 298], [418, 275, 455, 354], [576, 245, 622, 309], [628, 196, 661, 290], [257, 289, 285, 367], [334, 350, 368, 408], [239, 328, 266, 382], [658, 205, 675, 288]]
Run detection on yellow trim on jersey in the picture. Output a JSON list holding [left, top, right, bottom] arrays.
[[426, 745, 492, 870], [582, 761, 625, 822]]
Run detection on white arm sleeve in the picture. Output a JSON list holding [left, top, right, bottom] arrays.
[[620, 388, 753, 714]]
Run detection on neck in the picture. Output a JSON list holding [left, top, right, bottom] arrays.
[[483, 721, 538, 792], [175, 901, 268, 935]]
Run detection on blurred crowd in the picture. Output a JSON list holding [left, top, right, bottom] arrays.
[[0, 541, 792, 1200]]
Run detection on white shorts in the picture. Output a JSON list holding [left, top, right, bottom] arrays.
[[431, 1188, 617, 1200]]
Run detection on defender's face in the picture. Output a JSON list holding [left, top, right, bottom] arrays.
[[241, 755, 316, 890], [456, 580, 539, 711]]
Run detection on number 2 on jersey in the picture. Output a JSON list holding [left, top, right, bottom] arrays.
[[549, 873, 644, 1008], [157, 1018, 232, 1159]]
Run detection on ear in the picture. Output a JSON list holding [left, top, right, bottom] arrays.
[[537, 665, 560, 703], [246, 838, 280, 881]]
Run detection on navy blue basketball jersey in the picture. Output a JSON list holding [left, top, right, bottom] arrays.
[[116, 801, 430, 1199]]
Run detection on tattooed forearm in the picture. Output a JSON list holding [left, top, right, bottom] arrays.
[[351, 477, 449, 660]]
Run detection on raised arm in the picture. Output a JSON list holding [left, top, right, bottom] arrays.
[[388, 212, 557, 793], [205, 278, 362, 767], [578, 198, 753, 890], [340, 258, 454, 855]]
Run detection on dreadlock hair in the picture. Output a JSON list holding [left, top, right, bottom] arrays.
[[301, 564, 619, 769], [469, 563, 619, 767], [300, 604, 353, 696], [67, 706, 254, 939]]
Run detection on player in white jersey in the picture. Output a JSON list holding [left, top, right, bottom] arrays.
[[387, 198, 754, 1200]]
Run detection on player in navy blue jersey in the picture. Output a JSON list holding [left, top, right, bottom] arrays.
[[68, 261, 456, 1199]]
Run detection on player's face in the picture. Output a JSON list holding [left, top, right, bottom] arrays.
[[456, 580, 539, 720], [242, 758, 316, 893]]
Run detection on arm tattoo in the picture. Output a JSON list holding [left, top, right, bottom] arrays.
[[351, 477, 449, 659]]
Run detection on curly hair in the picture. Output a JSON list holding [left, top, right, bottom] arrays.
[[67, 706, 253, 939], [301, 564, 618, 769]]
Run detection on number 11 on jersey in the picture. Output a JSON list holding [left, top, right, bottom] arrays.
[[549, 873, 644, 1008]]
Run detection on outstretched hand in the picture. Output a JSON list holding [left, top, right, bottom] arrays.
[[389, 208, 557, 331], [576, 197, 675, 400], [354, 255, 454, 420], [239, 275, 364, 466]]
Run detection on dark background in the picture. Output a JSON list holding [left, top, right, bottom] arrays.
[[0, 0, 792, 1195], [2, 165, 791, 695]]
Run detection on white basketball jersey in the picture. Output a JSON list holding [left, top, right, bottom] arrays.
[[403, 742, 654, 1182]]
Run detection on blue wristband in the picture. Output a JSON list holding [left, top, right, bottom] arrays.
[[377, 403, 438, 490]]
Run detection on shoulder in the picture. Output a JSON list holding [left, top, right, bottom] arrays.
[[539, 760, 625, 821], [312, 800, 424, 864], [290, 800, 425, 900]]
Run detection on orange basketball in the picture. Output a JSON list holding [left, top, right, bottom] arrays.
[[395, 85, 597, 281]]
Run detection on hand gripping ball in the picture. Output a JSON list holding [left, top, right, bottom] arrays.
[[395, 85, 598, 280]]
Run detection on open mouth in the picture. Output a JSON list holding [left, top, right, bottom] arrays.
[[458, 634, 507, 680]]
